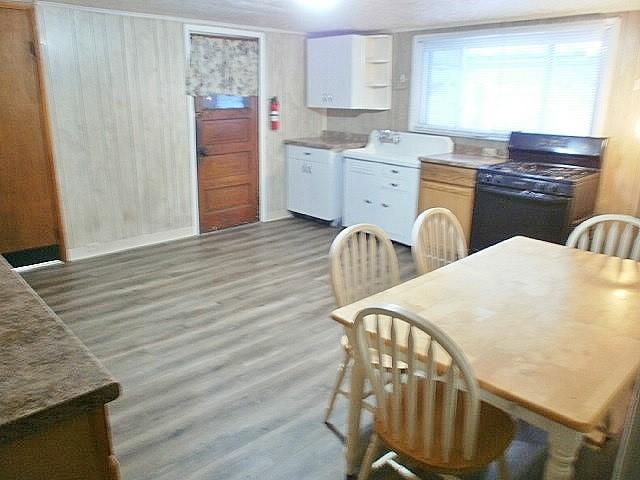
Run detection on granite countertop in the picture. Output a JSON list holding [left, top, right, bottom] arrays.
[[284, 130, 368, 151], [0, 257, 120, 443], [420, 152, 507, 170]]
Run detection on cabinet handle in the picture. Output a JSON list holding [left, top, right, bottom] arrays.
[[381, 203, 390, 208], [304, 152, 311, 155], [391, 169, 399, 174], [390, 183, 398, 187], [364, 199, 372, 204]]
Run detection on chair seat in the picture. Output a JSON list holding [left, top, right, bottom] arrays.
[[375, 379, 515, 475]]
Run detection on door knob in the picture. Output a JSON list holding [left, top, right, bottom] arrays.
[[198, 147, 208, 156]]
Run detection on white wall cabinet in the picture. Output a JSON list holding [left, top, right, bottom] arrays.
[[287, 145, 342, 222], [342, 158, 419, 244], [307, 35, 392, 110]]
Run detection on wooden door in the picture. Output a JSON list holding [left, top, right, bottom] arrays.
[[0, 4, 61, 261], [196, 95, 259, 232]]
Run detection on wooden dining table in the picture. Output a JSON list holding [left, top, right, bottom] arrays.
[[330, 236, 640, 480]]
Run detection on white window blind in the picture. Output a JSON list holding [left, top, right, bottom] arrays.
[[410, 20, 617, 139]]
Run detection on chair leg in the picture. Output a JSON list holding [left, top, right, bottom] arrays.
[[324, 349, 351, 423], [497, 455, 510, 480], [357, 433, 380, 480]]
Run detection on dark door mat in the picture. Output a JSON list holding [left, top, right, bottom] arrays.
[[3, 245, 60, 268]]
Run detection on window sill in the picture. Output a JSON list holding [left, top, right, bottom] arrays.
[[409, 126, 510, 143]]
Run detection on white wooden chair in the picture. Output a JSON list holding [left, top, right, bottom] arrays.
[[411, 208, 467, 275], [353, 305, 514, 480], [567, 214, 640, 445], [566, 214, 640, 261], [324, 224, 401, 426]]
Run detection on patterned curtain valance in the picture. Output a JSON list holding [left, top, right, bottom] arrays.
[[186, 35, 258, 97]]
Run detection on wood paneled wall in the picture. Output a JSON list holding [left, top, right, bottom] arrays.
[[38, 4, 192, 253], [596, 11, 640, 217], [37, 4, 325, 257], [327, 13, 640, 216], [264, 32, 326, 219]]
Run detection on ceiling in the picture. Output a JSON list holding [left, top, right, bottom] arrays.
[[49, 0, 639, 32]]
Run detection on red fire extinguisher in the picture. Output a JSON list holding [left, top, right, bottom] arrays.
[[270, 96, 280, 131]]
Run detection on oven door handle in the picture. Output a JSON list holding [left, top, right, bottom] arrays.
[[478, 185, 569, 203]]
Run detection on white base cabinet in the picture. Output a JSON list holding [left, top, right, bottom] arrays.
[[342, 158, 419, 245], [287, 145, 342, 222]]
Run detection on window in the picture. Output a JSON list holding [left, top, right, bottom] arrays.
[[410, 20, 618, 139], [201, 94, 247, 109]]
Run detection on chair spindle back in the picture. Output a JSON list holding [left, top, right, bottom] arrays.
[[566, 214, 640, 261], [329, 224, 401, 307], [411, 208, 467, 275], [353, 305, 481, 463]]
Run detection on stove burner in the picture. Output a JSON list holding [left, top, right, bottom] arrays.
[[489, 162, 597, 181]]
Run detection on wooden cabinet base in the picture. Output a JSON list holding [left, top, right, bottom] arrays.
[[419, 179, 475, 245], [0, 406, 120, 480], [419, 163, 478, 245]]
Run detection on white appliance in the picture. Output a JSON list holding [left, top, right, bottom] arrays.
[[342, 130, 453, 244], [287, 145, 342, 223]]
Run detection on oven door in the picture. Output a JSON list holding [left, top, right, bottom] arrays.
[[470, 184, 572, 252]]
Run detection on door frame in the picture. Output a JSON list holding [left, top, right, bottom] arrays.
[[1, 1, 68, 261], [184, 24, 267, 235]]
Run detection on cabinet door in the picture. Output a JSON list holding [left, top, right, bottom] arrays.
[[343, 159, 378, 226], [307, 36, 355, 108], [287, 157, 309, 214], [419, 180, 475, 245], [0, 406, 119, 480], [305, 159, 332, 220], [324, 36, 356, 107], [306, 38, 329, 108], [379, 178, 418, 245]]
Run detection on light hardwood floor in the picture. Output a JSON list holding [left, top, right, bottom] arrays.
[[22, 218, 557, 480], [21, 218, 406, 479]]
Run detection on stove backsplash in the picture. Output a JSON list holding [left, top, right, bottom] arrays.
[[451, 136, 509, 158]]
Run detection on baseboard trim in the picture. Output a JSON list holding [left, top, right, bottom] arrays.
[[67, 227, 194, 261], [13, 260, 64, 273], [264, 210, 292, 222]]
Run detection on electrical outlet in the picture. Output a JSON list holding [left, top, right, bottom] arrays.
[[395, 73, 408, 90], [634, 79, 640, 91]]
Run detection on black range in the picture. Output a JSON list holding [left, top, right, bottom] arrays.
[[470, 132, 606, 252]]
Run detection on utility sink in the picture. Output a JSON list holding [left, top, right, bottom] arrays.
[[343, 130, 453, 168], [341, 130, 454, 245]]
